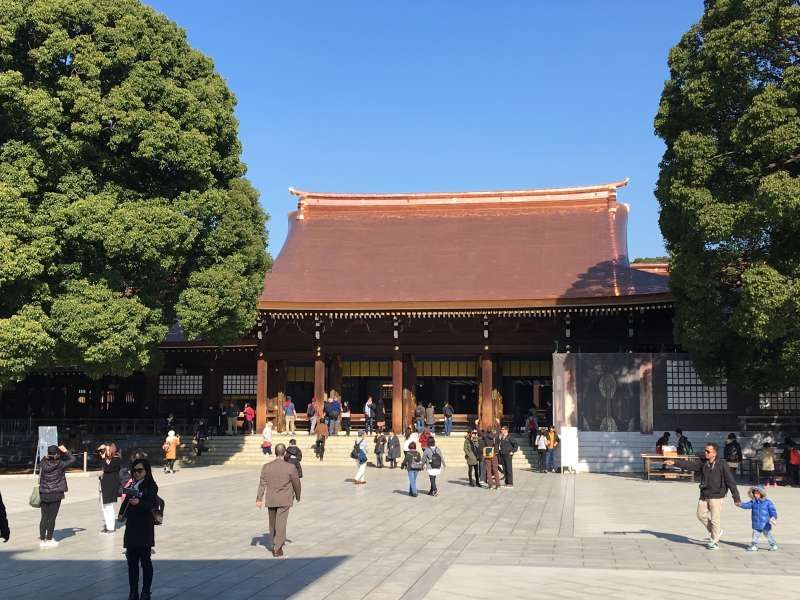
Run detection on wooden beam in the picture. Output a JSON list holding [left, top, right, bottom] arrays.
[[479, 354, 494, 430], [256, 352, 268, 431], [392, 352, 403, 434]]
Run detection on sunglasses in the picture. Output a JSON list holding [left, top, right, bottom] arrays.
[[704, 449, 714, 453], [133, 468, 146, 473]]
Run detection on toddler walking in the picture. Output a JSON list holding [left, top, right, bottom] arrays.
[[738, 485, 778, 551]]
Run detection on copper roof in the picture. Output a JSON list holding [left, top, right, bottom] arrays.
[[259, 180, 671, 310]]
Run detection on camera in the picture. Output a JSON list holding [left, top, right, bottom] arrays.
[[121, 486, 143, 499]]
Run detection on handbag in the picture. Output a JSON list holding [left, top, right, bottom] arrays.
[[29, 458, 41, 508], [261, 440, 272, 449]]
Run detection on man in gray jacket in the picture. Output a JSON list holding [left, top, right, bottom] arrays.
[[256, 444, 301, 557], [667, 441, 741, 550]]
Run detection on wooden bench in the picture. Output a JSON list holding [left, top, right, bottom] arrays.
[[641, 454, 697, 481]]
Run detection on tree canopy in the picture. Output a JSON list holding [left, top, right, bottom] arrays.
[[0, 0, 269, 385], [655, 0, 800, 391]]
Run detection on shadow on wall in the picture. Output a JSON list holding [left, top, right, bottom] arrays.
[[0, 554, 349, 599]]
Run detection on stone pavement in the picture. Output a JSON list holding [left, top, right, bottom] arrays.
[[0, 463, 798, 599]]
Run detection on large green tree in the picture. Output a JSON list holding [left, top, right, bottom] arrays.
[[0, 0, 269, 385], [655, 0, 800, 391]]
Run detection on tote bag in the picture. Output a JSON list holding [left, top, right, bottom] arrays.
[[29, 461, 41, 508]]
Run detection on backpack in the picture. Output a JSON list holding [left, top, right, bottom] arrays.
[[409, 453, 423, 470], [678, 437, 693, 456], [307, 404, 316, 418], [482, 446, 496, 460], [430, 449, 442, 469]]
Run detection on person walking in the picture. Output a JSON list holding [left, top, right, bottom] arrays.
[[425, 403, 436, 434], [261, 421, 274, 456], [498, 427, 518, 487], [285, 439, 303, 478], [666, 441, 742, 550], [38, 444, 76, 548], [406, 442, 423, 497], [226, 402, 238, 435], [353, 431, 368, 485], [534, 429, 548, 473], [374, 431, 387, 468], [330, 395, 342, 436], [97, 443, 122, 534], [307, 401, 318, 435], [724, 433, 742, 477], [464, 431, 480, 487], [120, 458, 159, 600], [364, 397, 374, 435], [244, 403, 256, 435], [256, 443, 301, 558], [423, 438, 445, 496], [194, 419, 208, 457], [738, 485, 779, 552], [341, 401, 352, 436], [314, 418, 328, 461], [545, 426, 560, 473], [387, 431, 401, 468], [0, 490, 9, 543], [443, 401, 454, 436], [480, 430, 500, 490], [283, 396, 296, 435], [162, 430, 180, 474]]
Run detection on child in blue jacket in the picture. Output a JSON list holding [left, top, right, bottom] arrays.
[[738, 485, 778, 551]]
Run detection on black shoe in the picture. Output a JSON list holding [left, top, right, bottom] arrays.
[[128, 592, 139, 600], [141, 593, 151, 600]]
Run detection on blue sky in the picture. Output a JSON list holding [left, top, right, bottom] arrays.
[[144, 1, 702, 260]]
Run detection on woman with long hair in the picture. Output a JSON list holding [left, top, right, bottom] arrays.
[[97, 442, 122, 533], [38, 444, 76, 548], [120, 458, 159, 600]]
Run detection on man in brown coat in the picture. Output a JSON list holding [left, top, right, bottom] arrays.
[[256, 443, 301, 557]]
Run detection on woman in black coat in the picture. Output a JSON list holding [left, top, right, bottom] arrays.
[[98, 442, 122, 533], [120, 458, 158, 600], [38, 444, 76, 548], [386, 431, 402, 468], [374, 399, 386, 433]]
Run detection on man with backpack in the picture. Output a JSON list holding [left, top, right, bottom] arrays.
[[480, 429, 500, 490], [498, 426, 518, 487], [676, 429, 694, 456], [443, 402, 454, 436], [423, 438, 445, 496]]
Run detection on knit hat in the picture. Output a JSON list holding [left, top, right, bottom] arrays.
[[748, 485, 767, 499]]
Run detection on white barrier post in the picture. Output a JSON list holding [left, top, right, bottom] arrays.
[[83, 451, 88, 472]]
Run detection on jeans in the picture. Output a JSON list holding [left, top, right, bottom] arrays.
[[408, 469, 418, 495], [164, 458, 175, 472], [40, 500, 61, 540], [126, 547, 153, 595], [537, 449, 547, 472], [545, 448, 556, 471], [444, 417, 452, 436], [365, 417, 374, 434], [309, 415, 317, 434], [415, 418, 424, 433], [752, 528, 777, 547], [342, 417, 351, 435], [328, 418, 338, 436]]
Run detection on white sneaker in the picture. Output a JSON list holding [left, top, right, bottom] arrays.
[[44, 539, 59, 548], [39, 540, 47, 549]]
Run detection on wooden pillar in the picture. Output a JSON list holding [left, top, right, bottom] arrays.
[[314, 354, 326, 415], [533, 383, 541, 409], [479, 354, 494, 430], [639, 355, 654, 434], [402, 354, 416, 431], [256, 351, 268, 431], [493, 360, 503, 424], [392, 353, 403, 434]]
